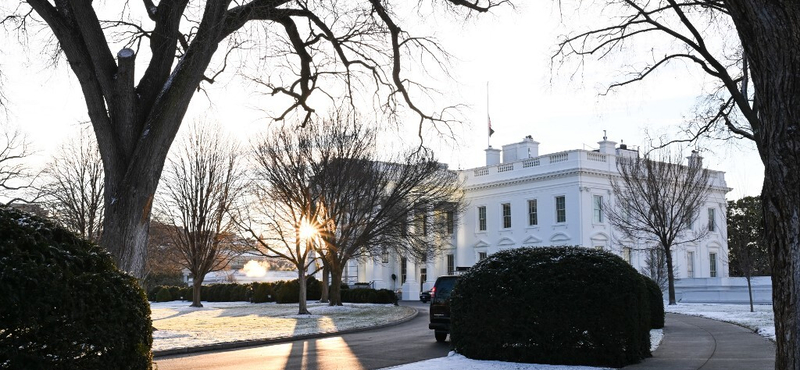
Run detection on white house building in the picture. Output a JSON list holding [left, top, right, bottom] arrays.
[[344, 136, 731, 300]]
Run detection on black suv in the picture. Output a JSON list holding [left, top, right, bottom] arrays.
[[428, 275, 458, 342]]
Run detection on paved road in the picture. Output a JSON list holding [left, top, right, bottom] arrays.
[[154, 301, 450, 370], [625, 313, 775, 370]]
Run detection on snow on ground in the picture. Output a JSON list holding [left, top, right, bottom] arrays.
[[665, 302, 775, 341], [150, 301, 414, 352]]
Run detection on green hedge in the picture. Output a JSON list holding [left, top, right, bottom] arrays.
[[0, 206, 152, 370], [148, 277, 325, 304], [642, 275, 665, 329], [450, 246, 650, 368], [341, 288, 396, 304]]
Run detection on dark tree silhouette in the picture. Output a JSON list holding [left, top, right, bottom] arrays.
[[155, 122, 247, 307], [727, 196, 770, 312], [0, 124, 37, 205], [605, 150, 711, 305], [41, 129, 104, 242], [0, 1, 507, 278], [555, 2, 800, 365]]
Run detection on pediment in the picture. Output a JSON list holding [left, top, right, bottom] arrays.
[[522, 235, 542, 245], [550, 232, 571, 243], [473, 240, 490, 249], [497, 237, 515, 247]]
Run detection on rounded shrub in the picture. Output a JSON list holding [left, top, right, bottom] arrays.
[[0, 206, 152, 370], [450, 246, 650, 368], [642, 275, 665, 329], [156, 287, 174, 302], [252, 282, 276, 303]]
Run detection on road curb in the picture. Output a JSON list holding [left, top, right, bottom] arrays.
[[152, 305, 420, 358]]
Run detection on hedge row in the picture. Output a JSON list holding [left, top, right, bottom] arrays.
[[0, 206, 152, 370], [450, 246, 656, 368]]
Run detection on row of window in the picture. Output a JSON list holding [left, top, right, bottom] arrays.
[[478, 196, 719, 233], [477, 196, 569, 231], [407, 248, 719, 282]]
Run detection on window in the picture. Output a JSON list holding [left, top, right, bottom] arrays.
[[422, 214, 428, 236], [708, 208, 716, 231], [555, 196, 566, 223], [594, 245, 604, 251], [447, 254, 455, 275], [420, 268, 427, 288], [478, 206, 487, 231], [623, 247, 632, 264], [685, 210, 694, 229], [502, 203, 511, 228], [687, 251, 695, 278], [593, 195, 604, 223], [709, 252, 717, 277], [401, 257, 407, 284], [528, 199, 538, 226], [478, 252, 488, 261], [446, 210, 454, 235], [381, 247, 389, 264]]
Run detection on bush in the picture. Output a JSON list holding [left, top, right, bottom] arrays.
[[450, 246, 650, 368], [642, 275, 665, 329], [0, 206, 152, 370], [252, 282, 276, 303], [340, 288, 396, 304], [156, 288, 173, 302], [275, 276, 322, 304]]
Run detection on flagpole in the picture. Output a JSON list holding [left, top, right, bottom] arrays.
[[487, 81, 490, 148]]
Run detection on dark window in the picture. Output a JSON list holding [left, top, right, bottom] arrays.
[[401, 257, 407, 284], [528, 199, 538, 226], [478, 206, 487, 231], [556, 196, 566, 223], [447, 254, 454, 275], [502, 203, 511, 228]]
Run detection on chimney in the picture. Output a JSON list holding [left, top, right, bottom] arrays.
[[486, 147, 501, 166], [597, 139, 617, 154], [688, 150, 703, 167], [502, 135, 540, 163]]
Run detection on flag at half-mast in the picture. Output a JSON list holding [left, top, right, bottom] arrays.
[[488, 115, 495, 137]]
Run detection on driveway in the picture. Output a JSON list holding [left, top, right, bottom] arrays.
[[154, 301, 449, 370]]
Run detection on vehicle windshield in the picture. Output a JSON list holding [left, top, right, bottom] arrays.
[[432, 277, 457, 303]]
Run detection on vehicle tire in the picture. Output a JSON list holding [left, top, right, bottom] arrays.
[[435, 331, 447, 342]]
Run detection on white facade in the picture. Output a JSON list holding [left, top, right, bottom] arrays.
[[350, 136, 730, 300]]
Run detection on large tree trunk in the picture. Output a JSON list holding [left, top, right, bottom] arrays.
[[725, 2, 800, 368], [100, 174, 157, 278], [665, 246, 677, 305], [297, 268, 310, 315], [319, 264, 330, 303], [329, 267, 344, 306], [191, 274, 204, 308]]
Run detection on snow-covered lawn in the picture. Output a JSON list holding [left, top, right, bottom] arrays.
[[151, 301, 414, 352], [665, 302, 775, 341]]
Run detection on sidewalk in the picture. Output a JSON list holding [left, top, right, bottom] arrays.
[[626, 313, 775, 369]]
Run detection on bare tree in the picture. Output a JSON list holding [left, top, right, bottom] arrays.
[[142, 220, 186, 291], [246, 110, 463, 306], [41, 129, 104, 242], [240, 125, 324, 314], [308, 114, 464, 306], [554, 1, 800, 364], [727, 196, 770, 312], [1, 1, 507, 278], [641, 247, 674, 292], [155, 122, 247, 307], [605, 150, 711, 305], [0, 124, 37, 205]]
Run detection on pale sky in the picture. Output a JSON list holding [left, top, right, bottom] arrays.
[[2, 2, 764, 199]]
